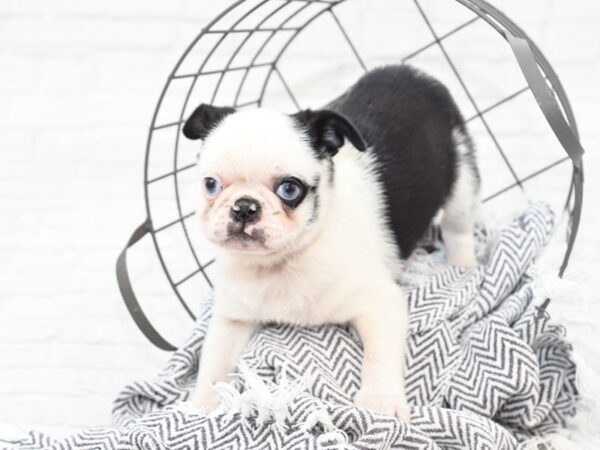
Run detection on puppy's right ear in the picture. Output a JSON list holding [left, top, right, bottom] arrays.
[[182, 104, 236, 140]]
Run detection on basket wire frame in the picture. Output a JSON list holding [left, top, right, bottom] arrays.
[[131, 0, 584, 344]]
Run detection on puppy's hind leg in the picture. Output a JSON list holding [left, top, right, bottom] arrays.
[[442, 127, 480, 267]]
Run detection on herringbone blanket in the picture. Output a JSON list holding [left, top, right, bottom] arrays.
[[5, 203, 578, 449]]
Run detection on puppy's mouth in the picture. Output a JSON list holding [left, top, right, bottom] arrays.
[[224, 222, 267, 249]]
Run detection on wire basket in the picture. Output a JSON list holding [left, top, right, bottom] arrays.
[[116, 0, 585, 350]]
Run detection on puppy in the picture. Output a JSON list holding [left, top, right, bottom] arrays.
[[182, 65, 479, 421]]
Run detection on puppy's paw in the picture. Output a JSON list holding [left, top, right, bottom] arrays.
[[190, 385, 221, 412], [354, 386, 411, 422], [448, 252, 478, 268], [444, 232, 478, 267]]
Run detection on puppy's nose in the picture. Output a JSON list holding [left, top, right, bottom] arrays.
[[230, 197, 262, 224]]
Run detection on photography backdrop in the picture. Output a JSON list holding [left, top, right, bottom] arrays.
[[0, 0, 599, 437]]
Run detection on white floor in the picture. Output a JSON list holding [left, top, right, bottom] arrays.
[[0, 0, 599, 446]]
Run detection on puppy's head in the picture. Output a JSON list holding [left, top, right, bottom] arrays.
[[182, 104, 366, 260]]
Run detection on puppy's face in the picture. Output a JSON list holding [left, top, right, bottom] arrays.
[[182, 105, 366, 259]]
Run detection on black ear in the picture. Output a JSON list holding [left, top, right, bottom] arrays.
[[182, 104, 236, 140], [291, 109, 366, 157]]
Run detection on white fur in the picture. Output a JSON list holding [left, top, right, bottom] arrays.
[[191, 108, 477, 421], [441, 128, 479, 267], [211, 146, 401, 326]]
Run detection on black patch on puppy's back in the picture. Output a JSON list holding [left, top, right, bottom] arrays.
[[326, 65, 469, 258]]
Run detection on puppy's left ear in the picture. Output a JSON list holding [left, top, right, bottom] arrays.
[[291, 109, 366, 157], [182, 103, 236, 140]]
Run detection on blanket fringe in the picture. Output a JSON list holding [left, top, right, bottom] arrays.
[[213, 364, 347, 445], [214, 364, 310, 429], [302, 410, 347, 447]]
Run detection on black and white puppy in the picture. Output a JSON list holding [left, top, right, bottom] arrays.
[[183, 65, 479, 421]]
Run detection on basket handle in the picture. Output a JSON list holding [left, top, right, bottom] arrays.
[[506, 34, 584, 167], [116, 220, 177, 351], [505, 33, 584, 276]]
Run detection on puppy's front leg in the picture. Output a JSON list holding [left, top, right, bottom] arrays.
[[352, 281, 410, 421], [191, 314, 256, 410]]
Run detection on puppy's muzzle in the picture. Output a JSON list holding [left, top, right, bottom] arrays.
[[230, 197, 262, 225]]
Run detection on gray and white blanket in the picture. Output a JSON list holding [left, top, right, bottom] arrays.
[[5, 203, 578, 449]]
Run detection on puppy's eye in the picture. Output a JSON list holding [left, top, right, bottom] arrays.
[[204, 177, 222, 198], [275, 178, 306, 207]]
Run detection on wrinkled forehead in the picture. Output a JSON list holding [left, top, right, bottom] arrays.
[[198, 108, 321, 183]]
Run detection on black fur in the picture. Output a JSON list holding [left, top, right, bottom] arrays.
[[308, 177, 320, 224], [291, 109, 367, 158], [325, 64, 471, 258], [183, 104, 236, 140]]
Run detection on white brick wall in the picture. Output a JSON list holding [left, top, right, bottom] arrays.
[[0, 0, 599, 435]]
